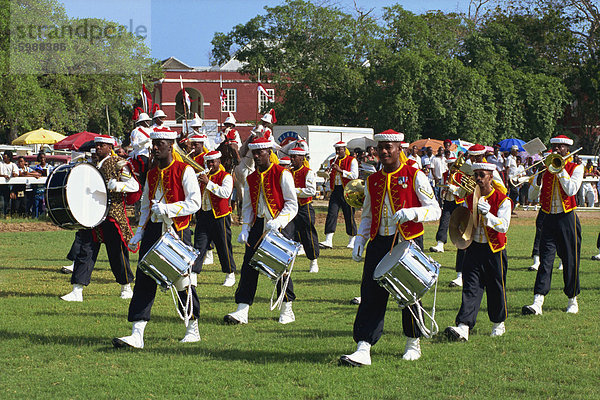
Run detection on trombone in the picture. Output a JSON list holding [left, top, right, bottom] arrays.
[[509, 147, 582, 187], [173, 141, 206, 174]]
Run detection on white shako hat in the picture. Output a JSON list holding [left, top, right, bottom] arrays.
[[472, 162, 496, 171], [150, 127, 178, 140], [204, 150, 221, 161], [152, 109, 167, 119], [468, 144, 486, 156], [191, 118, 203, 128], [261, 109, 277, 124], [224, 112, 236, 125], [333, 141, 347, 148], [188, 133, 207, 142], [248, 137, 273, 150], [550, 135, 573, 146], [400, 141, 409, 148], [374, 129, 404, 142], [136, 112, 151, 124], [94, 135, 116, 146], [279, 156, 291, 165], [288, 147, 307, 156]]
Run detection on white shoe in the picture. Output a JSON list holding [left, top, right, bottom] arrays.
[[60, 284, 83, 302], [180, 320, 201, 343], [445, 323, 469, 341], [279, 302, 295, 324], [298, 246, 306, 256], [224, 303, 249, 324], [222, 273, 235, 287], [528, 255, 540, 271], [350, 296, 361, 305], [113, 320, 146, 349], [319, 233, 334, 249], [566, 297, 578, 314], [429, 241, 444, 253], [591, 253, 600, 261], [522, 294, 544, 315], [558, 262, 563, 271], [347, 236, 356, 249], [490, 322, 505, 337], [309, 259, 319, 273], [120, 284, 133, 299], [203, 250, 214, 265], [449, 273, 463, 287], [61, 263, 74, 274], [340, 341, 371, 366], [402, 337, 421, 361]]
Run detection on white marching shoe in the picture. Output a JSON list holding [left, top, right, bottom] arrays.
[[222, 273, 236, 287], [224, 303, 249, 324], [429, 241, 444, 253], [319, 233, 334, 249], [203, 250, 214, 265], [61, 284, 83, 302], [350, 296, 361, 305], [490, 322, 505, 337], [347, 236, 356, 249], [112, 320, 146, 349], [340, 341, 371, 367], [309, 259, 319, 273], [279, 302, 295, 324], [120, 284, 133, 299], [522, 294, 544, 315], [298, 246, 306, 256], [591, 251, 600, 261], [566, 297, 578, 314], [402, 337, 421, 361], [449, 272, 463, 287], [61, 262, 74, 274], [180, 320, 201, 343], [445, 323, 469, 341], [528, 255, 540, 271], [558, 262, 563, 271]]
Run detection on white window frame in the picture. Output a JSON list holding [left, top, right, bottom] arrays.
[[221, 88, 237, 112], [258, 88, 275, 111]]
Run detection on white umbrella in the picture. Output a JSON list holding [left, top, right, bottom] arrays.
[[347, 137, 377, 151]]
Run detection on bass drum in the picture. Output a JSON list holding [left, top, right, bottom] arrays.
[[45, 162, 108, 230]]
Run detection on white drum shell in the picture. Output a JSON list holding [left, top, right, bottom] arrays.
[[373, 240, 439, 306], [139, 231, 199, 290], [250, 230, 301, 280]]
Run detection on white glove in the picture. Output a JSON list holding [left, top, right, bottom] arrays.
[[393, 208, 416, 225], [237, 228, 249, 245], [151, 201, 169, 217], [352, 236, 366, 262], [128, 228, 144, 251], [107, 179, 118, 191], [265, 219, 281, 232], [477, 198, 491, 215]]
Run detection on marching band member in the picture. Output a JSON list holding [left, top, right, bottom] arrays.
[[194, 150, 237, 287], [61, 135, 139, 302], [113, 127, 202, 348], [522, 135, 583, 315], [279, 156, 291, 168], [215, 113, 242, 149], [445, 162, 511, 341], [129, 108, 153, 187], [224, 137, 298, 325], [340, 129, 441, 366], [465, 144, 507, 195], [283, 147, 320, 273], [151, 105, 167, 130], [319, 141, 358, 249], [189, 133, 208, 167]]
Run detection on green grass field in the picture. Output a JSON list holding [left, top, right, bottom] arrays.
[[1, 212, 599, 399]]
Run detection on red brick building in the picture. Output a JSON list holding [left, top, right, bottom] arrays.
[[152, 57, 275, 140]]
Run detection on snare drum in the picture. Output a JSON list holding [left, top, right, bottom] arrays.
[[45, 162, 108, 229], [138, 231, 200, 290], [373, 240, 440, 307], [250, 230, 301, 280]]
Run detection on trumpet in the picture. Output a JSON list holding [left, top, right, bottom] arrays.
[[173, 141, 206, 174], [509, 147, 582, 187]]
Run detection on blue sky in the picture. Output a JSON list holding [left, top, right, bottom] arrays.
[[60, 0, 471, 67]]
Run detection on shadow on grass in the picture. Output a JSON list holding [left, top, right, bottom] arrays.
[[0, 290, 59, 298], [0, 328, 108, 347]]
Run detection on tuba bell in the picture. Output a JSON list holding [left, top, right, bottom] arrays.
[[449, 154, 477, 195], [343, 179, 366, 209], [173, 141, 206, 174]]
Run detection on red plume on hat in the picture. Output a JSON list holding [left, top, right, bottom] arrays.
[[152, 103, 160, 114], [269, 109, 277, 124], [132, 107, 143, 121]]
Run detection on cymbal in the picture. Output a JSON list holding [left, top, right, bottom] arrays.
[[449, 206, 473, 250]]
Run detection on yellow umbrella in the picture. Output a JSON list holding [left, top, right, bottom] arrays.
[[12, 128, 66, 145]]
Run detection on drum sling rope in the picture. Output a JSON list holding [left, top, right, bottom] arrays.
[[270, 260, 294, 311], [404, 278, 439, 339], [170, 279, 194, 326]]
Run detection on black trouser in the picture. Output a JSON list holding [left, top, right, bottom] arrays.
[[509, 184, 519, 208], [533, 211, 581, 298], [66, 230, 83, 262], [353, 235, 424, 345], [435, 199, 459, 244], [282, 203, 319, 260], [0, 186, 10, 216], [128, 222, 200, 322], [455, 242, 508, 329], [193, 210, 236, 274], [71, 221, 134, 286], [136, 155, 149, 189], [235, 218, 295, 305], [324, 185, 356, 236], [455, 249, 465, 273], [531, 210, 545, 257], [10, 185, 27, 216]]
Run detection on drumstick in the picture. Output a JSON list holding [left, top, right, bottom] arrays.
[[390, 201, 406, 254]]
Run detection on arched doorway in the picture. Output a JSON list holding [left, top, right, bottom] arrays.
[[175, 88, 203, 122]]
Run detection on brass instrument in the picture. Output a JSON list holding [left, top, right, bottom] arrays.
[[173, 141, 206, 174], [448, 154, 476, 195], [343, 179, 366, 209], [509, 147, 582, 188]]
